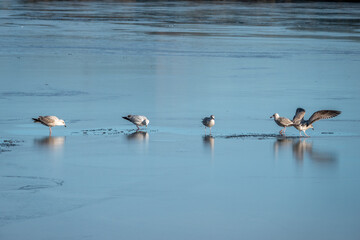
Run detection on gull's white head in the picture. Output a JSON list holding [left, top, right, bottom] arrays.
[[58, 119, 66, 127], [144, 119, 150, 127], [270, 113, 279, 119], [210, 115, 215, 120]]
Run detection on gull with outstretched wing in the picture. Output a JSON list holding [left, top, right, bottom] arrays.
[[292, 108, 341, 137]]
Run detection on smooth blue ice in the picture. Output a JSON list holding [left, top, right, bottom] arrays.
[[0, 1, 360, 240]]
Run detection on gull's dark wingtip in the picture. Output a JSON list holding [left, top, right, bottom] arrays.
[[325, 110, 341, 117], [296, 107, 305, 112], [331, 110, 342, 118]]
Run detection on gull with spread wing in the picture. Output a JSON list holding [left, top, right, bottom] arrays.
[[292, 108, 341, 137]]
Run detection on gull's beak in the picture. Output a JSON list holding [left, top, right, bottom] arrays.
[[65, 125, 67, 127], [312, 128, 314, 131], [270, 116, 273, 119]]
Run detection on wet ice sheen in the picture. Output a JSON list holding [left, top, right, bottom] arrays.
[[0, 1, 360, 240]]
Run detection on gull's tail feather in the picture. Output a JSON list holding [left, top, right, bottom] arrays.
[[122, 116, 130, 122], [32, 118, 41, 123]]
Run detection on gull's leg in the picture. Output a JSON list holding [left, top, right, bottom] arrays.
[[209, 127, 212, 135], [137, 126, 140, 131], [304, 131, 309, 137], [283, 127, 287, 136], [49, 127, 52, 136], [279, 129, 284, 135], [205, 127, 207, 135], [299, 131, 302, 137]]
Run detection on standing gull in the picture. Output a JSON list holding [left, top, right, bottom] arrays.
[[270, 113, 293, 135], [292, 108, 341, 137], [122, 115, 149, 130], [32, 116, 66, 136], [202, 115, 215, 135]]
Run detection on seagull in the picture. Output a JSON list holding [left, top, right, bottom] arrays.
[[32, 116, 66, 135], [270, 113, 293, 135], [202, 115, 215, 135], [122, 115, 149, 130], [292, 108, 341, 137]]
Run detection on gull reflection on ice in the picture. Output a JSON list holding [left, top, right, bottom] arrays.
[[34, 136, 66, 160], [34, 136, 65, 150], [126, 131, 149, 143], [274, 137, 337, 165], [203, 135, 215, 160]]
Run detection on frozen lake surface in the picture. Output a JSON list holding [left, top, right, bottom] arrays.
[[1, 1, 360, 239]]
